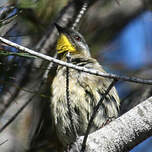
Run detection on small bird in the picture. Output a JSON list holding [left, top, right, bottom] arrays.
[[50, 24, 120, 150]]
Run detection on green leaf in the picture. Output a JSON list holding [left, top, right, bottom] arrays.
[[0, 50, 37, 58]]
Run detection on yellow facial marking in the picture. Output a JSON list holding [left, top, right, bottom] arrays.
[[56, 34, 76, 54]]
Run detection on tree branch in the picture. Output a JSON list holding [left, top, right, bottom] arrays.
[[70, 96, 152, 152], [81, 80, 117, 151], [0, 95, 34, 133], [0, 36, 152, 85]]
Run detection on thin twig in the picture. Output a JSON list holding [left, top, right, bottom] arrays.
[[71, 1, 88, 29], [0, 79, 49, 98], [0, 59, 32, 118], [0, 139, 8, 146], [70, 97, 152, 152], [0, 95, 34, 133], [0, 6, 14, 20], [0, 36, 152, 85], [66, 53, 77, 137], [0, 6, 22, 25], [81, 80, 117, 152]]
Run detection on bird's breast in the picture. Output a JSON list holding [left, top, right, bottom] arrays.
[[50, 61, 119, 146]]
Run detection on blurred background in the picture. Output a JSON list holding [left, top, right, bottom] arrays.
[[0, 0, 152, 151]]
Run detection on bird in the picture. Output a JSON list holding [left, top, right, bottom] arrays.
[[50, 24, 120, 151]]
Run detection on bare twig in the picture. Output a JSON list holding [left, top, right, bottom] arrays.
[[0, 6, 15, 20], [81, 80, 117, 152], [70, 97, 152, 152], [0, 60, 31, 118], [66, 53, 78, 138], [0, 95, 34, 133], [0, 6, 22, 25], [71, 1, 88, 29], [0, 139, 8, 146], [0, 79, 49, 98], [0, 36, 152, 85]]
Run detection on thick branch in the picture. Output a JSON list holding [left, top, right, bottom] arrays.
[[83, 0, 152, 48], [70, 97, 152, 152]]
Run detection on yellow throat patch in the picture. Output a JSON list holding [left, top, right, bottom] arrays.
[[56, 34, 76, 54]]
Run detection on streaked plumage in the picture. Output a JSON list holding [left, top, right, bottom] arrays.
[[50, 24, 120, 149]]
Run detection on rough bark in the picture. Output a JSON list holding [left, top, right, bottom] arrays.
[[70, 97, 152, 152]]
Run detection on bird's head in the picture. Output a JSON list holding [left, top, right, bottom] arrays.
[[55, 24, 90, 58]]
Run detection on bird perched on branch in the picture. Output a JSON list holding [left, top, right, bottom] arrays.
[[50, 24, 120, 151]]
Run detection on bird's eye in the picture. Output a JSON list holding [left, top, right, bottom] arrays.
[[74, 35, 81, 41]]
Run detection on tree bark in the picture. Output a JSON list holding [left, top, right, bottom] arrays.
[[70, 97, 152, 152]]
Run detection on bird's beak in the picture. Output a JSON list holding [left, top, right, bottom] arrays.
[[55, 23, 77, 54], [55, 23, 65, 33]]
